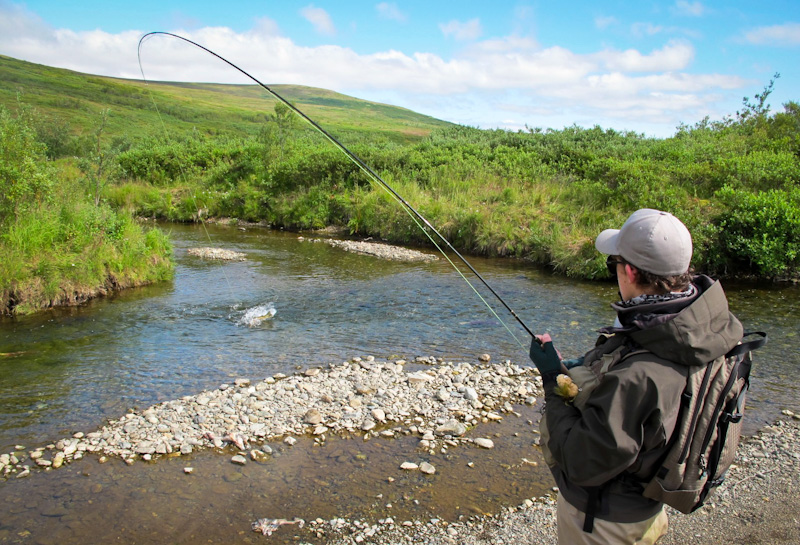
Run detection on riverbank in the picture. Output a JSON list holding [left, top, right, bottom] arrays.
[[1, 354, 797, 545], [320, 417, 800, 545]]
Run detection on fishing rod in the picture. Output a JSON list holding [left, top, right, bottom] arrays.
[[137, 31, 537, 347]]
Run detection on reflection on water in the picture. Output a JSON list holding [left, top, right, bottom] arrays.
[[0, 223, 798, 543]]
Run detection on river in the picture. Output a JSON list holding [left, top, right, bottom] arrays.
[[0, 223, 797, 544]]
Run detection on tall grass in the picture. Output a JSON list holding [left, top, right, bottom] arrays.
[[0, 104, 173, 315]]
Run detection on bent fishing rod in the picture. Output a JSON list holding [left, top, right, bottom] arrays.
[[138, 31, 537, 347]]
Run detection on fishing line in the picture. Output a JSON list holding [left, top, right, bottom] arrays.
[[137, 31, 536, 349], [137, 45, 238, 304]]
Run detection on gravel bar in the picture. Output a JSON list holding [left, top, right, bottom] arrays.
[[2, 356, 797, 545]]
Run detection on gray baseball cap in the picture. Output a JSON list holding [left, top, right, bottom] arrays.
[[595, 209, 693, 276]]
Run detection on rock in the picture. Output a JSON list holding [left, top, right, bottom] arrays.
[[463, 387, 479, 401], [400, 462, 419, 470], [51, 452, 65, 469], [479, 354, 491, 362], [135, 442, 156, 455], [355, 384, 374, 395], [420, 462, 436, 475], [475, 438, 495, 449], [284, 437, 297, 446], [184, 467, 194, 474], [361, 420, 376, 432], [304, 409, 323, 425], [371, 408, 386, 422], [436, 419, 467, 437], [250, 449, 270, 462], [407, 372, 433, 384], [231, 455, 247, 465]]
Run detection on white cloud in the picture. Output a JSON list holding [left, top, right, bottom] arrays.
[[744, 22, 800, 46], [673, 1, 706, 17], [376, 2, 407, 23], [0, 4, 752, 137], [439, 18, 482, 41], [300, 5, 335, 36], [596, 40, 694, 72]]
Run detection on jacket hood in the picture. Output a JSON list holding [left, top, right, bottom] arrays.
[[615, 275, 743, 367]]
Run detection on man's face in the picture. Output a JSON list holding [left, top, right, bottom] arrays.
[[607, 255, 638, 301]]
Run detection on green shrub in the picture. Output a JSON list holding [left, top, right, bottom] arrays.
[[713, 186, 800, 278], [0, 105, 54, 222]]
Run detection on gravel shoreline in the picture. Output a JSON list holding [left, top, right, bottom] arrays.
[[2, 356, 797, 545], [2, 356, 540, 477], [319, 417, 800, 545]]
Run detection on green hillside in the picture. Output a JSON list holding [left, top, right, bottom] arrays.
[[0, 54, 452, 144]]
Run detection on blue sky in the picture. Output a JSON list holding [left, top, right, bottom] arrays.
[[1, 0, 798, 137]]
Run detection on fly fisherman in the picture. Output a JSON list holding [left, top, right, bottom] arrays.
[[528, 208, 744, 544]]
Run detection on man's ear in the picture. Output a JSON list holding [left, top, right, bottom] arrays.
[[624, 263, 639, 284]]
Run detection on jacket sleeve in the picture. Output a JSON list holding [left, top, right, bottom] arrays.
[[543, 361, 671, 487]]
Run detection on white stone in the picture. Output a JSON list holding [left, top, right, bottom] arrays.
[[419, 462, 436, 475]]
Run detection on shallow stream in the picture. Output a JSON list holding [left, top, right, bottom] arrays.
[[1, 223, 797, 544]]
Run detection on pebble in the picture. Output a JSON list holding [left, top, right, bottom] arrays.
[[306, 239, 438, 262], [1, 357, 541, 482], [420, 462, 436, 475]]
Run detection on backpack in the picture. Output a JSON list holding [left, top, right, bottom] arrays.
[[539, 330, 767, 515], [641, 330, 767, 513]]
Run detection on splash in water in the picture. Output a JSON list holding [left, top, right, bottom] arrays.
[[235, 303, 277, 327]]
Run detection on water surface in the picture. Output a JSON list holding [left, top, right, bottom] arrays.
[[0, 223, 797, 544]]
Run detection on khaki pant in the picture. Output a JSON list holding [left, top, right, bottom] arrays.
[[557, 493, 669, 545]]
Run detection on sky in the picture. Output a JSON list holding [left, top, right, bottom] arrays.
[[1, 0, 798, 138]]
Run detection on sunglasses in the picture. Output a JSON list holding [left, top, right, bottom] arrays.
[[606, 256, 627, 277]]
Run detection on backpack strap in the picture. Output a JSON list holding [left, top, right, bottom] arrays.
[[582, 484, 610, 533], [694, 331, 767, 509], [725, 331, 767, 359]]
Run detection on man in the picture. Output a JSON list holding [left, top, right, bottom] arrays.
[[529, 208, 744, 544]]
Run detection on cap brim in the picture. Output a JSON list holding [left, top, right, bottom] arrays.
[[595, 229, 621, 255]]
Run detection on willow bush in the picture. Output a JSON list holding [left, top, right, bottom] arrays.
[[104, 97, 800, 282]]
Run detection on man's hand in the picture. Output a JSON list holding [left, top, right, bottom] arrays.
[[529, 333, 562, 381]]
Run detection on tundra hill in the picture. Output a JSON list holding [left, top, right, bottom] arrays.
[[0, 54, 453, 144]]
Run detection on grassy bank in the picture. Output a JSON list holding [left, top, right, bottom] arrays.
[[0, 104, 173, 316], [2, 54, 799, 317], [106, 96, 800, 281]]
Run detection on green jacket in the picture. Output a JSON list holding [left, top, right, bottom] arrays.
[[544, 275, 743, 523]]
